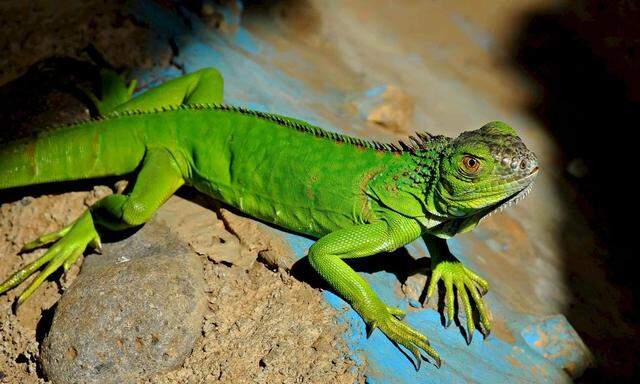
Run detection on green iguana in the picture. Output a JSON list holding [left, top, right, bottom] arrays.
[[0, 67, 538, 369]]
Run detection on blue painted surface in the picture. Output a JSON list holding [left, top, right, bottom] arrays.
[[128, 1, 588, 382], [517, 314, 593, 377]]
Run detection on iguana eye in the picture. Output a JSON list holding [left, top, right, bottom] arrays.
[[462, 155, 481, 173]]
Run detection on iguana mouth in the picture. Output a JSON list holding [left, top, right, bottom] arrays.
[[490, 167, 538, 214], [454, 165, 539, 201], [438, 166, 538, 232]]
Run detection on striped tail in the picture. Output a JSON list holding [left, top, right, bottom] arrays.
[[0, 118, 146, 190]]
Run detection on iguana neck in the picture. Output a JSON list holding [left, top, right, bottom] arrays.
[[367, 136, 452, 221], [391, 142, 489, 238], [404, 136, 453, 218]]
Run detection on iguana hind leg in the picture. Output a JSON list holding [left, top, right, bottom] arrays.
[[1, 67, 221, 303], [308, 214, 441, 370], [111, 67, 224, 113], [80, 68, 137, 116], [82, 67, 224, 115], [0, 147, 185, 304]]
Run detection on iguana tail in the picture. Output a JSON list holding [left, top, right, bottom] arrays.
[[0, 118, 145, 190]]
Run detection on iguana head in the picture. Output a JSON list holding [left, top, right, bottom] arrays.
[[428, 121, 538, 224]]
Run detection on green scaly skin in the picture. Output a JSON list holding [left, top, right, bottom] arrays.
[[0, 68, 538, 369]]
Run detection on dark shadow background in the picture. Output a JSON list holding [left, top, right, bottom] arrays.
[[512, 1, 639, 381]]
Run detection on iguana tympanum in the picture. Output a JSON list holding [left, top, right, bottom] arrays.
[[0, 68, 538, 369]]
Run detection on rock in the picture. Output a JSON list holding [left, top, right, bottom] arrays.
[[40, 220, 207, 384], [365, 86, 415, 133], [217, 207, 296, 271], [156, 195, 296, 271], [350, 85, 415, 134]]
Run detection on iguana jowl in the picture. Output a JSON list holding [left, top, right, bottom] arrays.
[[0, 68, 538, 369]]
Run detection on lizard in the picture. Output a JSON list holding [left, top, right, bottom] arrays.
[[0, 67, 538, 369]]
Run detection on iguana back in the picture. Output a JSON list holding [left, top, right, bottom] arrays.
[[0, 105, 405, 237]]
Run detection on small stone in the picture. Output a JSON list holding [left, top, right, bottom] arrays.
[[19, 196, 34, 206], [364, 86, 415, 133], [41, 220, 207, 384]]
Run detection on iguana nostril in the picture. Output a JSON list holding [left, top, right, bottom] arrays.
[[520, 159, 528, 170]]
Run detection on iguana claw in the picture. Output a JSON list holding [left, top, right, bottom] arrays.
[[366, 321, 378, 338], [386, 305, 406, 320], [366, 307, 406, 338]]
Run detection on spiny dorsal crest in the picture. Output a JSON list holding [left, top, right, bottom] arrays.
[[49, 103, 444, 154]]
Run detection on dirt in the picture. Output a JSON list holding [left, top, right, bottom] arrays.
[[0, 187, 362, 384], [150, 249, 359, 384], [0, 0, 170, 86], [0, 188, 111, 383]]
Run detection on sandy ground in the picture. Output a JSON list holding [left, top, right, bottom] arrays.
[[0, 188, 109, 383], [0, 188, 362, 383]]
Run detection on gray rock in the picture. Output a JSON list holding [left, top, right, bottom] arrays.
[[41, 220, 207, 384]]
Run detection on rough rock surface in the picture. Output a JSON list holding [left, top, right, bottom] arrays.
[[40, 221, 207, 384], [155, 193, 296, 271]]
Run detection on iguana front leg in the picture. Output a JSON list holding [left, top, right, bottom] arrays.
[[423, 234, 491, 343], [0, 148, 185, 304], [308, 214, 441, 369]]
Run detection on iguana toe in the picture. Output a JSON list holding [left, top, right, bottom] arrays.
[[20, 225, 72, 252]]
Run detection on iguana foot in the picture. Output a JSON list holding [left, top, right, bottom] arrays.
[[426, 261, 491, 343], [367, 305, 441, 370], [0, 212, 101, 305]]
